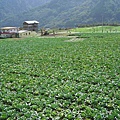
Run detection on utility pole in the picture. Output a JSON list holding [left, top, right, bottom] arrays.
[[102, 15, 104, 33], [0, 19, 1, 35]]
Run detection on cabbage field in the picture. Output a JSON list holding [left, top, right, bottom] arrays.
[[0, 33, 120, 120]]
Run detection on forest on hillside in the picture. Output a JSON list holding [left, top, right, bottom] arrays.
[[0, 0, 120, 28]]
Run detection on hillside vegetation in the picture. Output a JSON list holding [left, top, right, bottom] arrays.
[[0, 0, 51, 26], [1, 0, 120, 27]]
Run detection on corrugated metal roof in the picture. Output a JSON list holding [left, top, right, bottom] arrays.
[[0, 27, 18, 30], [24, 20, 39, 24]]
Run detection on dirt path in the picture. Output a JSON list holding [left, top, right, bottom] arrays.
[[64, 37, 85, 42]]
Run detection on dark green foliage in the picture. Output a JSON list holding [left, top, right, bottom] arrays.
[[0, 34, 120, 119], [0, 0, 120, 27], [0, 0, 51, 26]]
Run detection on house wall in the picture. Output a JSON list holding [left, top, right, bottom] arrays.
[[0, 33, 19, 38], [0, 28, 18, 38], [0, 33, 12, 38], [1, 28, 18, 33], [23, 23, 39, 32], [19, 31, 37, 38]]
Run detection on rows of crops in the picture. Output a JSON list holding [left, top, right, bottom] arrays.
[[0, 34, 120, 120]]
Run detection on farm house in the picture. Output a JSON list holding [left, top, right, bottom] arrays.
[[0, 27, 19, 38], [18, 30, 37, 38], [23, 20, 39, 32]]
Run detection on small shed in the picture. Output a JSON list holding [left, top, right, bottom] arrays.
[[23, 20, 39, 32]]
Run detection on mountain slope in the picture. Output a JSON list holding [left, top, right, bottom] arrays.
[[0, 0, 51, 25], [39, 0, 120, 27], [1, 0, 120, 28]]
